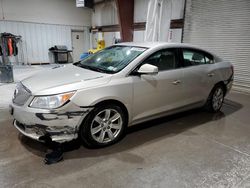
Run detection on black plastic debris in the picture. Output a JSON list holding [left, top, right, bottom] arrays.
[[43, 138, 81, 165], [44, 148, 63, 165]]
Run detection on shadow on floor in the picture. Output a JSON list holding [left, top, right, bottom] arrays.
[[19, 98, 242, 161]]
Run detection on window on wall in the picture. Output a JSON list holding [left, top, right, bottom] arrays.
[[141, 49, 178, 71], [182, 49, 214, 66]]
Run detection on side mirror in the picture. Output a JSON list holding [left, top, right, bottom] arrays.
[[137, 64, 158, 75]]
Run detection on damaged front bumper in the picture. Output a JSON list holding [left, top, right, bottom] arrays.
[[10, 101, 93, 143], [224, 74, 234, 94]]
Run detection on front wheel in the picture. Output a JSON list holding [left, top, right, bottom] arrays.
[[79, 104, 127, 148], [205, 85, 225, 113]]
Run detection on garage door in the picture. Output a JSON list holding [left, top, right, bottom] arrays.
[[183, 0, 250, 93]]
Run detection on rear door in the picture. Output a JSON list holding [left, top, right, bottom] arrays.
[[131, 48, 184, 123], [180, 48, 215, 105]]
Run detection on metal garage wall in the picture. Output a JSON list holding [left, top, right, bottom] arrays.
[[134, 0, 185, 43], [91, 1, 119, 48], [91, 0, 185, 44], [103, 32, 120, 47], [134, 31, 145, 42], [0, 0, 91, 26], [134, 0, 185, 23], [133, 0, 148, 42], [183, 0, 250, 93], [134, 0, 149, 23], [0, 20, 89, 64], [92, 1, 118, 26]]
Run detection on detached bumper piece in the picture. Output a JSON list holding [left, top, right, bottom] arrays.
[[14, 120, 77, 143], [44, 148, 64, 165]]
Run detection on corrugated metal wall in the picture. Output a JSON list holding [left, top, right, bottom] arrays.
[[0, 20, 90, 64], [183, 0, 250, 93]]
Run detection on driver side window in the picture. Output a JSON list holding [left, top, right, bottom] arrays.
[[141, 49, 177, 71]]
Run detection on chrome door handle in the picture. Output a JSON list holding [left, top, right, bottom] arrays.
[[172, 80, 181, 85], [208, 73, 215, 77]]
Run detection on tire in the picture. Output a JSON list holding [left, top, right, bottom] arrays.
[[205, 84, 225, 113], [79, 104, 127, 148]]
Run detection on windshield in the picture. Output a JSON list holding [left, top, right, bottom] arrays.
[[76, 46, 147, 74]]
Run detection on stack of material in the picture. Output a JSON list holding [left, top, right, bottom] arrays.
[[0, 33, 21, 83]]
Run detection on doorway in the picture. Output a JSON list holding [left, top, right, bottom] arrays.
[[71, 31, 84, 62]]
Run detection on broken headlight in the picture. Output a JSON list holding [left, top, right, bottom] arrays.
[[29, 91, 75, 109]]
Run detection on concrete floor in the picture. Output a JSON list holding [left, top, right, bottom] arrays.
[[0, 92, 250, 187]]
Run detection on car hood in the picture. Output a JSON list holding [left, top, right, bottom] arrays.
[[21, 64, 112, 95]]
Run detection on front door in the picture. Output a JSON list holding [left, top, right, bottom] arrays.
[[72, 31, 84, 62], [131, 48, 184, 123]]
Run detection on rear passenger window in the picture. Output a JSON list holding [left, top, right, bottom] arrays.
[[182, 49, 214, 66], [205, 56, 214, 64]]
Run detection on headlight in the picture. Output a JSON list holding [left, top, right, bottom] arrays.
[[29, 91, 75, 109]]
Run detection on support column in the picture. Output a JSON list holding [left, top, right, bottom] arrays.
[[115, 0, 134, 42]]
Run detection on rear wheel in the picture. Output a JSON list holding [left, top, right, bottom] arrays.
[[79, 104, 127, 148], [205, 84, 225, 112]]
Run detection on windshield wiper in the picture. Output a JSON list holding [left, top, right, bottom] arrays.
[[76, 64, 113, 74]]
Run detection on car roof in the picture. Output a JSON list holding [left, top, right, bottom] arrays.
[[115, 42, 213, 55], [116, 42, 197, 48]]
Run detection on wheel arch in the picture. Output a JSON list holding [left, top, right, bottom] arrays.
[[78, 99, 129, 148], [214, 81, 227, 96], [93, 99, 129, 124]]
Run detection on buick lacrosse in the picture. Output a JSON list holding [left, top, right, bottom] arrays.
[[10, 42, 234, 147]]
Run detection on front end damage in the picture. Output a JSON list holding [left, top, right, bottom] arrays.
[[11, 101, 93, 143]]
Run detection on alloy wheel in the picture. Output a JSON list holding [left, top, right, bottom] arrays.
[[90, 109, 123, 144], [212, 87, 224, 111]]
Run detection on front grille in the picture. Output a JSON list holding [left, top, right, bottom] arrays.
[[12, 83, 31, 106]]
